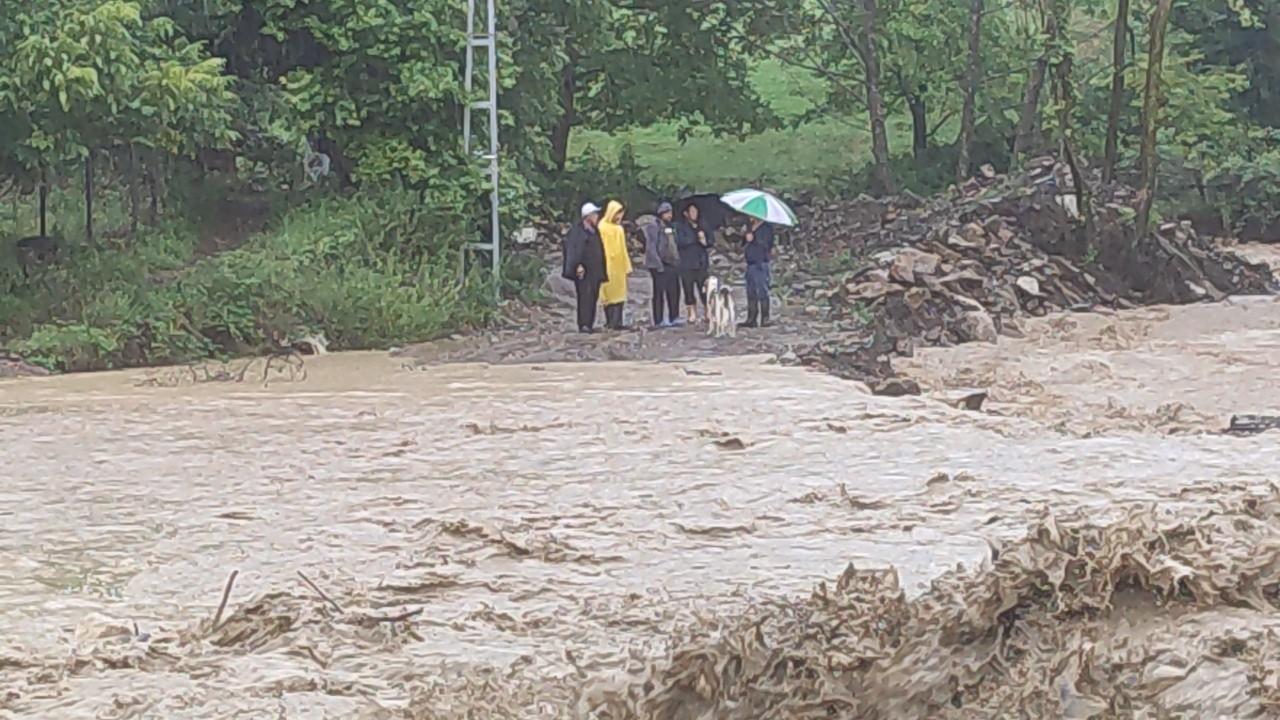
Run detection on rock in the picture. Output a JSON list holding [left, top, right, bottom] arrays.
[[947, 233, 982, 250], [980, 163, 997, 179], [960, 222, 988, 245], [888, 248, 942, 284], [870, 378, 922, 397], [514, 226, 539, 245], [936, 388, 989, 411], [904, 287, 930, 311], [1000, 318, 1027, 339], [957, 310, 998, 343], [1056, 193, 1080, 219], [1015, 276, 1043, 297], [805, 305, 822, 315], [844, 281, 903, 300]]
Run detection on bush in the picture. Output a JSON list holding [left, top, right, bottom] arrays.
[[1, 187, 530, 371]]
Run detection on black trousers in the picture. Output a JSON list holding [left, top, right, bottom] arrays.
[[649, 269, 681, 324], [681, 268, 709, 308], [604, 302, 625, 329], [575, 279, 601, 331]]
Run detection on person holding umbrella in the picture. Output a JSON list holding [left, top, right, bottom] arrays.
[[676, 203, 714, 324], [719, 189, 798, 328], [741, 217, 775, 327], [562, 202, 606, 333]]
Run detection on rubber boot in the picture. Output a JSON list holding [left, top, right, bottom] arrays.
[[740, 299, 758, 329], [760, 297, 771, 327]]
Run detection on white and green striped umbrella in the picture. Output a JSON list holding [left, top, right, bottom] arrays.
[[720, 188, 798, 227]]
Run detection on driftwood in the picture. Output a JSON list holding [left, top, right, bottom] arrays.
[[211, 569, 239, 630]]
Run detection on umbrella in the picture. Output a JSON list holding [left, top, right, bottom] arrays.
[[720, 189, 798, 227], [673, 193, 734, 232]]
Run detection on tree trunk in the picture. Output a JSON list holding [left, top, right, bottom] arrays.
[[128, 144, 141, 236], [956, 0, 985, 183], [147, 150, 161, 225], [84, 151, 94, 244], [38, 167, 48, 238], [1052, 44, 1093, 233], [1013, 57, 1049, 164], [908, 94, 928, 158], [861, 0, 895, 194], [549, 57, 577, 174], [1136, 0, 1174, 240], [1102, 0, 1130, 183]]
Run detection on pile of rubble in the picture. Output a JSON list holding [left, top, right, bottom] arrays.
[[787, 158, 1277, 381]]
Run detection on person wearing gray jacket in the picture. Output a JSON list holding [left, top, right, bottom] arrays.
[[641, 201, 683, 327]]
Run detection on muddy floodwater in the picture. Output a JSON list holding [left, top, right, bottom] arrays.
[[2, 298, 1279, 718]]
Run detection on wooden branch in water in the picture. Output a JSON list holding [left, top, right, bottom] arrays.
[[297, 571, 345, 613], [211, 569, 239, 629], [372, 607, 424, 624]]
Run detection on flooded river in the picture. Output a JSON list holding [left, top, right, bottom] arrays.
[[2, 298, 1278, 718]]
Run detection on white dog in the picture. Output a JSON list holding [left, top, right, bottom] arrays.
[[705, 276, 737, 338]]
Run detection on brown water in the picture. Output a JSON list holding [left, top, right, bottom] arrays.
[[1, 299, 1278, 718]]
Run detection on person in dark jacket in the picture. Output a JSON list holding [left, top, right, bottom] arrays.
[[741, 217, 775, 327], [641, 201, 682, 327], [676, 203, 714, 324], [562, 202, 607, 333]]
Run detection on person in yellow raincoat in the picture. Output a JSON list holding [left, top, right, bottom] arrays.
[[597, 200, 633, 330]]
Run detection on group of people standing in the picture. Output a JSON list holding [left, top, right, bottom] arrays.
[[561, 198, 774, 333]]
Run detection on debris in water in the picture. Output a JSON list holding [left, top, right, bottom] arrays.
[[871, 378, 922, 397], [1227, 415, 1280, 436], [586, 487, 1280, 719], [713, 436, 747, 451]]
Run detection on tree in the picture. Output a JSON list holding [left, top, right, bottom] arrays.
[[956, 0, 984, 182], [2, 0, 236, 239], [504, 0, 774, 175], [1136, 0, 1175, 240], [1102, 0, 1131, 182], [1012, 1, 1052, 164], [858, 0, 896, 193]]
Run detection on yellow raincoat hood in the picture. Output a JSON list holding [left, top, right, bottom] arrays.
[[598, 200, 632, 305]]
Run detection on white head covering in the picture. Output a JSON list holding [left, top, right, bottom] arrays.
[[580, 202, 602, 219]]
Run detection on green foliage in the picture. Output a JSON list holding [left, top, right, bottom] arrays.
[[0, 0, 236, 167], [12, 322, 123, 372], [1, 189, 507, 371]]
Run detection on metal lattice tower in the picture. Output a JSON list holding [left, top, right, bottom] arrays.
[[463, 0, 500, 300]]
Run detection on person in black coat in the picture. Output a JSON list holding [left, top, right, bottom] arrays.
[[675, 203, 714, 323], [641, 201, 682, 327], [562, 202, 607, 333]]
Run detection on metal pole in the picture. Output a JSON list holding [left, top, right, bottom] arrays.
[[487, 0, 501, 302], [462, 0, 475, 155]]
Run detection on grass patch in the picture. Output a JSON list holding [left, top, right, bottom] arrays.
[[571, 58, 923, 194], [1, 188, 518, 372]]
